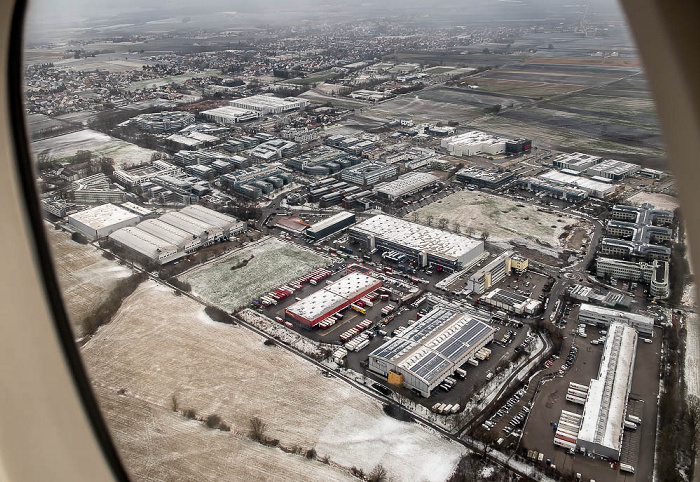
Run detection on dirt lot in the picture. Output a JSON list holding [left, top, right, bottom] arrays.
[[82, 281, 465, 481], [46, 224, 131, 337], [407, 189, 589, 250]]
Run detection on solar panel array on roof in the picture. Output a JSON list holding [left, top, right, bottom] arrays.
[[369, 305, 495, 388]]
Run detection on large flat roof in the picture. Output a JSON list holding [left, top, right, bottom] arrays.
[[540, 170, 617, 195], [369, 306, 494, 386], [577, 323, 637, 454], [69, 203, 139, 230], [286, 272, 381, 323], [350, 214, 482, 262], [109, 227, 178, 259], [579, 304, 654, 328], [375, 172, 439, 198], [325, 271, 380, 299], [307, 211, 355, 234]]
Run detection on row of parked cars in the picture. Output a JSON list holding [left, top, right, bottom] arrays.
[[482, 385, 529, 433]]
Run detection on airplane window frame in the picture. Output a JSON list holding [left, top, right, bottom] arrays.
[[7, 0, 131, 479]]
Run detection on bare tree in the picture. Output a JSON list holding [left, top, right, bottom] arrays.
[[465, 226, 475, 237], [481, 231, 490, 242], [438, 218, 448, 230], [249, 416, 267, 442], [426, 214, 434, 227], [453, 221, 461, 233], [368, 464, 389, 482], [412, 212, 419, 223]]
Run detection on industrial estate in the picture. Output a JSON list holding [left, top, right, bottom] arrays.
[[28, 3, 694, 482]]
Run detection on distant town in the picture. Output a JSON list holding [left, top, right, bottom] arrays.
[[27, 7, 696, 482]]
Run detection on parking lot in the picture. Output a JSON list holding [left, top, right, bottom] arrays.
[[518, 327, 661, 481]]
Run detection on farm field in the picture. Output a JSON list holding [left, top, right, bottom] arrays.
[[460, 77, 583, 98], [476, 112, 665, 162], [31, 129, 163, 168], [181, 237, 329, 312], [407, 190, 589, 249], [365, 92, 486, 124], [46, 225, 131, 337], [82, 281, 465, 481]]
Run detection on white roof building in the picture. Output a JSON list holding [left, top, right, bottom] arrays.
[[374, 172, 440, 201], [68, 203, 141, 240], [109, 227, 180, 263], [108, 205, 246, 264], [285, 272, 382, 326], [348, 214, 483, 269], [201, 105, 260, 125], [440, 130, 512, 157], [577, 323, 637, 460], [229, 94, 309, 115], [578, 303, 654, 337], [539, 170, 617, 198]]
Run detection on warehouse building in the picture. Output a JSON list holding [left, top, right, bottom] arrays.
[[539, 170, 618, 199], [305, 211, 356, 240], [368, 306, 495, 397], [349, 214, 484, 269], [552, 152, 602, 172], [440, 130, 513, 157], [229, 94, 309, 114], [374, 172, 440, 201], [110, 227, 180, 264], [596, 257, 669, 299], [586, 159, 639, 181], [109, 205, 245, 264], [478, 288, 541, 315], [285, 272, 382, 327], [517, 177, 589, 202], [576, 323, 638, 460], [466, 251, 529, 294], [456, 167, 515, 190], [341, 161, 397, 186], [68, 203, 141, 240], [201, 105, 260, 125], [578, 304, 654, 337]]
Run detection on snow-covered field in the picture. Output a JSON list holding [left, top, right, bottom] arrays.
[[240, 309, 336, 359], [47, 224, 131, 337], [626, 192, 679, 211], [182, 237, 328, 311], [82, 281, 465, 481], [315, 406, 464, 482], [94, 387, 356, 482], [407, 190, 589, 248], [31, 129, 164, 168]]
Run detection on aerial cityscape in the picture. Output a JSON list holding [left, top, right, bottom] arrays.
[[24, 0, 697, 481]]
